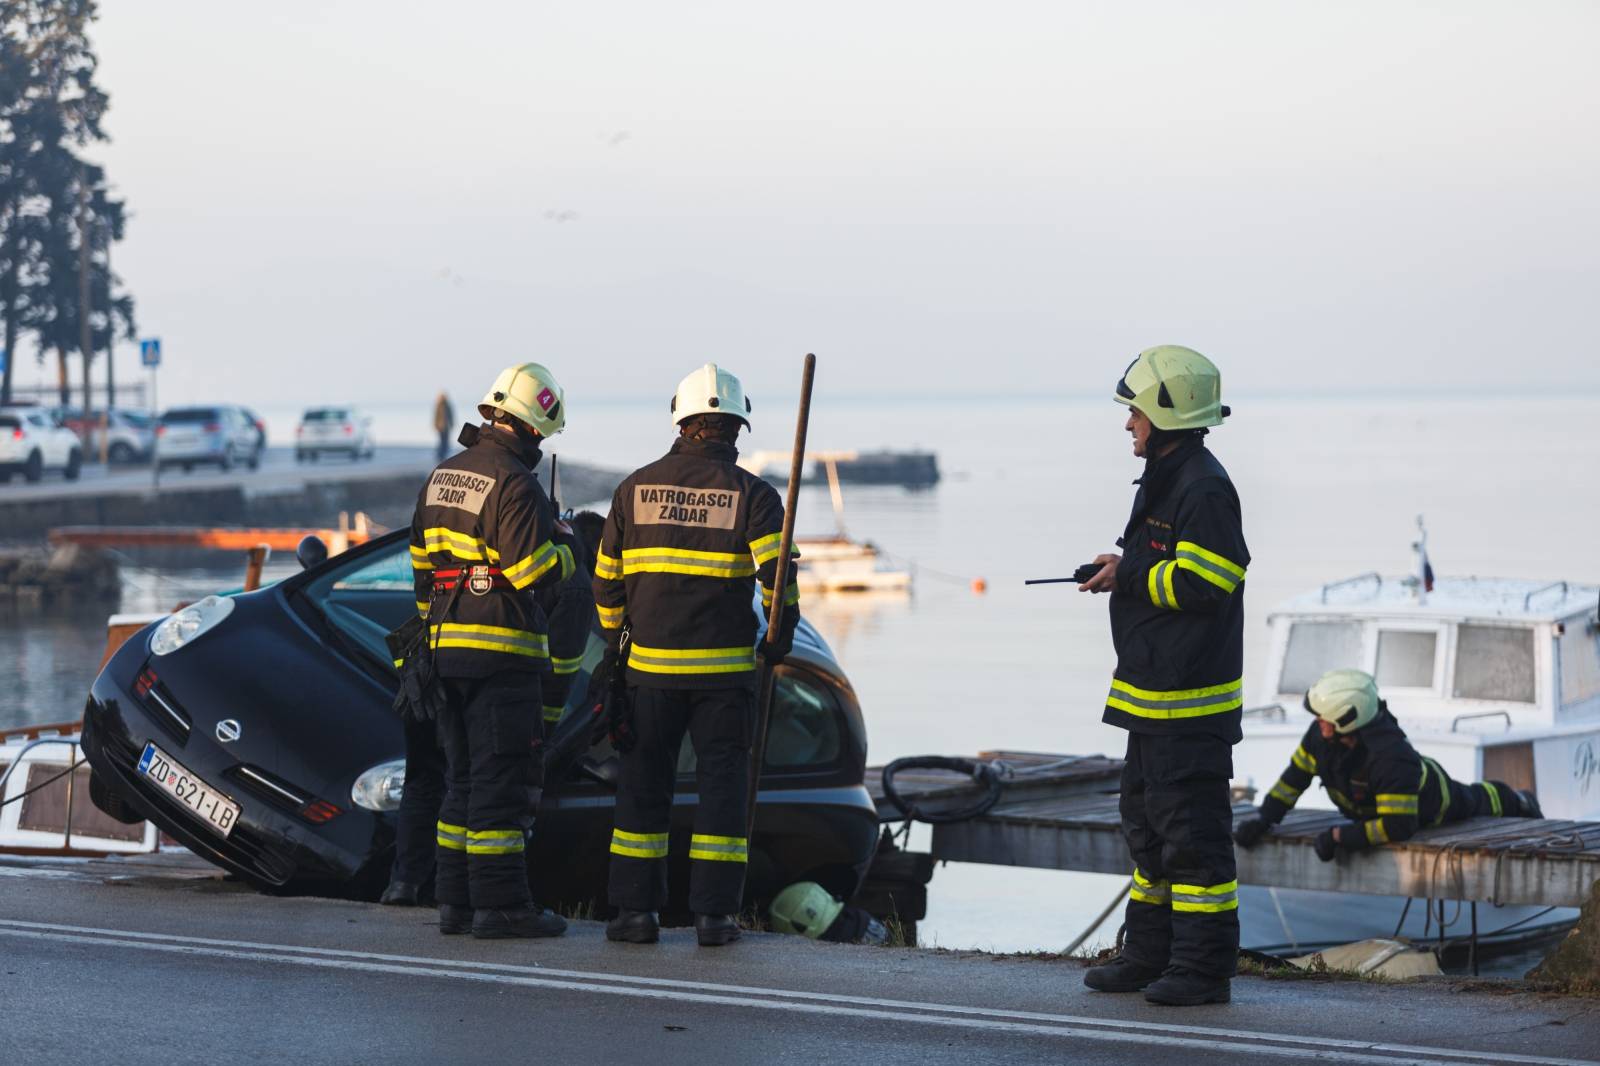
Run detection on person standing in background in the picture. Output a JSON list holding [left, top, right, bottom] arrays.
[[433, 391, 455, 461]]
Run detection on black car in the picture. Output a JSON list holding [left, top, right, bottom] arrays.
[[81, 529, 880, 913]]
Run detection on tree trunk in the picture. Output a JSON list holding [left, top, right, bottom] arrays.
[[0, 253, 17, 407], [55, 346, 69, 406]]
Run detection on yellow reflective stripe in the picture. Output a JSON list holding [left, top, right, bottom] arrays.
[[620, 546, 758, 579], [542, 704, 564, 722], [436, 821, 468, 851], [409, 545, 436, 571], [1175, 540, 1246, 579], [1484, 782, 1503, 816], [1269, 779, 1303, 805], [466, 828, 525, 855], [1170, 879, 1239, 913], [610, 828, 669, 859], [597, 603, 624, 630], [1422, 758, 1451, 826], [1375, 793, 1418, 815], [628, 642, 757, 675], [1291, 745, 1317, 774], [553, 655, 583, 675], [1364, 819, 1390, 846], [503, 541, 566, 589], [429, 622, 549, 659], [761, 582, 800, 608], [415, 600, 430, 616], [422, 527, 497, 563], [1130, 867, 1169, 905], [594, 551, 623, 581], [1106, 677, 1244, 720], [749, 532, 785, 566], [688, 833, 749, 863]]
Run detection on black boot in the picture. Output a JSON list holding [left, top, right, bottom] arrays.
[[438, 903, 474, 935], [1082, 954, 1165, 993], [606, 909, 660, 944], [1144, 968, 1231, 1005], [1516, 789, 1543, 819], [471, 904, 568, 940], [695, 913, 742, 947], [381, 880, 422, 906]]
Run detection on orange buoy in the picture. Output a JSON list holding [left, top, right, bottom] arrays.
[[971, 578, 987, 595]]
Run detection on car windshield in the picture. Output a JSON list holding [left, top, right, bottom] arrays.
[[163, 408, 219, 424], [117, 411, 154, 428], [298, 534, 846, 771], [303, 409, 349, 422], [0, 415, 18, 429]]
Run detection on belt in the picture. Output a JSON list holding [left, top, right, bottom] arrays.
[[432, 566, 515, 592]]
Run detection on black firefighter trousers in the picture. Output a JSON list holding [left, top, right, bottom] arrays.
[[1119, 731, 1239, 978], [434, 671, 544, 910], [608, 686, 755, 917]]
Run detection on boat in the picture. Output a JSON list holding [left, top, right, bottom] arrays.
[[1, 720, 159, 857]]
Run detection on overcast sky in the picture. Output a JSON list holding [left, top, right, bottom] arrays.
[[37, 1, 1599, 407]]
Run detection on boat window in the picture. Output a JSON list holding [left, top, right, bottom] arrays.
[[1279, 622, 1364, 693], [1560, 624, 1600, 707], [1453, 625, 1536, 703], [676, 668, 842, 774], [1375, 630, 1437, 689]]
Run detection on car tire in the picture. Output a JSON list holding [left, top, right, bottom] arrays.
[[0, 470, 11, 484], [64, 448, 82, 480], [247, 448, 260, 471], [23, 450, 43, 483], [182, 462, 193, 473], [88, 770, 147, 826], [218, 447, 234, 473], [109, 441, 135, 464]]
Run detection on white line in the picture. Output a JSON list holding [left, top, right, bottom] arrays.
[[0, 922, 1587, 1066]]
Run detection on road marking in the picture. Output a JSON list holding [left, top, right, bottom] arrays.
[[0, 920, 1587, 1066]]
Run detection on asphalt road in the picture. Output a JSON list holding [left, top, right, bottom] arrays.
[[0, 444, 439, 503], [0, 856, 1593, 1066]]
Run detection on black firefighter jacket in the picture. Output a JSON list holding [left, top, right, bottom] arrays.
[[593, 437, 799, 690], [1258, 710, 1473, 852], [408, 425, 576, 679], [1103, 437, 1250, 741]]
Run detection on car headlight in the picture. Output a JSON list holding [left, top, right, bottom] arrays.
[[351, 759, 406, 812], [149, 595, 235, 656]]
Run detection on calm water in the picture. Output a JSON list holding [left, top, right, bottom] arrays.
[[5, 392, 1598, 964]]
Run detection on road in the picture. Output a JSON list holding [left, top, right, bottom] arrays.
[[0, 855, 1593, 1066], [0, 445, 439, 504]]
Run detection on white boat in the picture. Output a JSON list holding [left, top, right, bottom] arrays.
[[1, 721, 159, 856]]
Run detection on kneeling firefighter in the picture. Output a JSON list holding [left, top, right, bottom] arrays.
[[594, 363, 800, 947], [1080, 346, 1250, 1006], [1234, 669, 1542, 858], [406, 362, 578, 938]]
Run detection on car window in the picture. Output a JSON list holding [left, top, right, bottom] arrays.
[[0, 415, 19, 429], [27, 413, 48, 428], [1280, 621, 1364, 693], [1375, 630, 1437, 689], [163, 408, 220, 424], [1454, 625, 1536, 703], [303, 409, 348, 422], [675, 668, 843, 774]]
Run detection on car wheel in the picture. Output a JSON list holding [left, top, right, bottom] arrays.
[[218, 447, 234, 473], [109, 441, 135, 464], [0, 470, 11, 484], [23, 450, 43, 482], [88, 771, 147, 826], [247, 448, 260, 471], [182, 462, 193, 473], [63, 448, 82, 480]]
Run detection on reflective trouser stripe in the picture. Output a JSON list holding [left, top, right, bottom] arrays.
[[436, 821, 468, 852], [1170, 880, 1239, 913], [1130, 867, 1170, 906], [1268, 779, 1302, 805], [1291, 745, 1317, 774], [1483, 782, 1503, 816], [1364, 819, 1390, 846], [1106, 677, 1244, 721], [688, 834, 748, 863], [543, 705, 564, 723], [466, 829, 525, 855], [610, 828, 669, 859]]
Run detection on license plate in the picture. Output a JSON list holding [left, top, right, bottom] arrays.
[[137, 742, 241, 838]]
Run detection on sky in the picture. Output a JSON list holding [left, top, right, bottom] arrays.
[[23, 0, 1598, 409]]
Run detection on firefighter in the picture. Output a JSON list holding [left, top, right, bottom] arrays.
[[1234, 669, 1543, 857], [408, 361, 578, 939], [1080, 345, 1249, 1006], [594, 363, 799, 947]]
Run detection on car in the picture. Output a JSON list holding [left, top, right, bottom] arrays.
[[155, 405, 263, 473], [239, 407, 268, 456], [80, 529, 879, 914], [47, 406, 157, 464], [295, 406, 375, 462], [0, 405, 84, 483]]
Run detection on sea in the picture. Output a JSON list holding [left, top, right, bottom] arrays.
[[5, 391, 1598, 966]]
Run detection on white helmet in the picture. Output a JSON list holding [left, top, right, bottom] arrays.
[[1306, 668, 1381, 734], [478, 362, 566, 436], [671, 363, 751, 430]]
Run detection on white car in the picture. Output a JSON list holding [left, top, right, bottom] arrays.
[[0, 406, 84, 483], [295, 406, 375, 462], [155, 405, 263, 473]]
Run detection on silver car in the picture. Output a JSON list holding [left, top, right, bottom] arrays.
[[156, 406, 263, 473], [295, 406, 375, 462]]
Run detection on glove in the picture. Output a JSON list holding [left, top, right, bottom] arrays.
[[1313, 827, 1339, 862], [588, 647, 621, 745], [758, 626, 794, 668], [1232, 817, 1271, 849]]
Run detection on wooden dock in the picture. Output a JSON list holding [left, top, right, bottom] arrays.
[[870, 752, 1600, 908]]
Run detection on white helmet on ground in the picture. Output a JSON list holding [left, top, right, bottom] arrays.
[[672, 363, 751, 430], [1305, 668, 1381, 734], [478, 362, 566, 436]]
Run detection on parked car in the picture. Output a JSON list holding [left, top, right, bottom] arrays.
[[295, 406, 375, 462], [0, 405, 84, 482], [155, 405, 263, 473], [41, 405, 157, 464], [239, 407, 268, 455], [81, 530, 877, 913]]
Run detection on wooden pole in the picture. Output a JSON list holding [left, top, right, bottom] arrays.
[[746, 353, 816, 843]]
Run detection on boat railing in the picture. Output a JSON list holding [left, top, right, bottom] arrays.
[[1241, 702, 1289, 722], [1523, 581, 1570, 611], [1319, 572, 1383, 604], [0, 735, 85, 851], [1450, 710, 1513, 734]]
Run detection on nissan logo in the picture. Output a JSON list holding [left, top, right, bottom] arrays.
[[215, 719, 243, 743]]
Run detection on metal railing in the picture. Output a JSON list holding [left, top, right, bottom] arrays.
[[0, 737, 84, 851]]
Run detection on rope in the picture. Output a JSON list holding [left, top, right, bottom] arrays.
[[880, 756, 1005, 824], [0, 756, 85, 809]]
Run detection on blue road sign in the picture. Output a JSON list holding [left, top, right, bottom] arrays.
[[0, 349, 7, 374], [140, 338, 162, 368]]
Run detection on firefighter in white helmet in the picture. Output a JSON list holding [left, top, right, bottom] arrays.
[[400, 361, 578, 938], [593, 363, 800, 947], [1234, 669, 1542, 860]]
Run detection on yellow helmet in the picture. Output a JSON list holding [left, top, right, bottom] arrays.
[[768, 881, 844, 939], [1113, 345, 1228, 431], [1306, 668, 1381, 734], [478, 362, 566, 436]]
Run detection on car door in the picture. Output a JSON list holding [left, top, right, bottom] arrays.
[[29, 413, 63, 465]]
